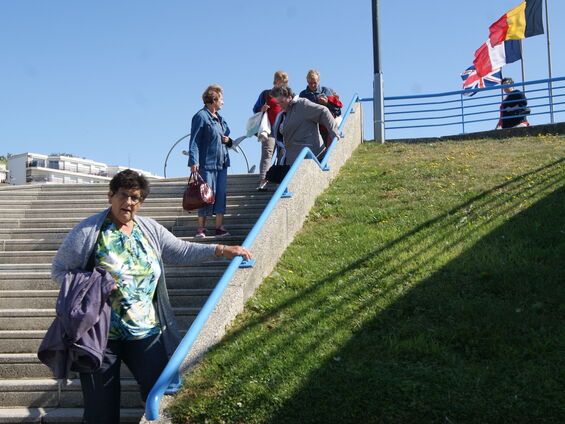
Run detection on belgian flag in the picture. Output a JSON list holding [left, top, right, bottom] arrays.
[[488, 0, 544, 47]]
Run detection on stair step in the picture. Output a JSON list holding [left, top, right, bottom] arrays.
[[0, 307, 199, 332], [0, 310, 58, 330], [0, 234, 247, 252], [0, 201, 267, 219], [0, 222, 254, 240], [0, 288, 211, 309], [0, 378, 143, 408], [0, 192, 270, 206], [1, 186, 265, 201], [0, 407, 144, 424], [0, 330, 47, 354], [0, 354, 51, 379], [0, 291, 58, 309], [0, 195, 270, 207], [0, 250, 238, 265], [0, 258, 231, 269], [0, 177, 257, 193], [0, 270, 224, 290], [0, 352, 144, 379], [0, 213, 261, 229], [0, 379, 60, 408]]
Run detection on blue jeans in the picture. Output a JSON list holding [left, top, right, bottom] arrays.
[[79, 333, 168, 424], [198, 167, 228, 217]]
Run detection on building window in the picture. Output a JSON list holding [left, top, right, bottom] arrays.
[[31, 175, 49, 183], [29, 159, 46, 168], [48, 161, 60, 170]]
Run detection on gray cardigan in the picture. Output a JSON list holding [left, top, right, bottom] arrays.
[[51, 207, 217, 356], [280, 96, 340, 164]]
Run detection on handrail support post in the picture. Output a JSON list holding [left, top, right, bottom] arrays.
[[281, 188, 292, 198], [165, 373, 182, 394]]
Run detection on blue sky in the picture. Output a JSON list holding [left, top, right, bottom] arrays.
[[1, 0, 563, 177]]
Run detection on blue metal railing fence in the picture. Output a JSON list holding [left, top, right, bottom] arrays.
[[360, 76, 564, 138], [145, 93, 360, 421]]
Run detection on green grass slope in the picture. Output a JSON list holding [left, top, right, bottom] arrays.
[[169, 135, 565, 424]]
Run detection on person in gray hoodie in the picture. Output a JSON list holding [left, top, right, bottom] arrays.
[[270, 85, 340, 164], [51, 169, 251, 424]]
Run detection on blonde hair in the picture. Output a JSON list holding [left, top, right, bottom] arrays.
[[273, 71, 288, 85], [306, 69, 320, 80], [202, 85, 223, 104]]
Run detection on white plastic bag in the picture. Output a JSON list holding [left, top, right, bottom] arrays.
[[245, 112, 263, 138], [256, 111, 271, 142], [245, 112, 271, 141]]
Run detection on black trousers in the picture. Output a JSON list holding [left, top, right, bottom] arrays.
[[79, 333, 168, 424]]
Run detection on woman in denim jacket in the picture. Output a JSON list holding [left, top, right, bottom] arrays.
[[188, 85, 233, 238]]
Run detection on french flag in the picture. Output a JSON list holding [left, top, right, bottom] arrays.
[[473, 39, 521, 77]]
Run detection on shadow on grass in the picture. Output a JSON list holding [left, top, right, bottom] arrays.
[[266, 184, 564, 422], [172, 159, 564, 424]]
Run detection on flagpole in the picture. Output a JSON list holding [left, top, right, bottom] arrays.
[[372, 0, 385, 144], [545, 0, 554, 123]]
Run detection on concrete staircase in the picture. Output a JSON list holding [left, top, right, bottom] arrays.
[[0, 175, 269, 423]]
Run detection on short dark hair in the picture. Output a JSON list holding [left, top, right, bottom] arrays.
[[502, 77, 514, 85], [270, 85, 295, 99], [109, 169, 150, 199]]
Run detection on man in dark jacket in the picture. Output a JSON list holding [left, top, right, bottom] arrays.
[[496, 77, 530, 129], [299, 69, 341, 147]]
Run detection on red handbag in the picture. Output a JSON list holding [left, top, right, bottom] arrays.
[[182, 172, 215, 211]]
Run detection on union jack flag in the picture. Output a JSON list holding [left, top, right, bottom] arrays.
[[460, 65, 502, 96]]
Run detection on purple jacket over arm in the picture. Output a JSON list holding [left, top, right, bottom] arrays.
[[37, 267, 115, 379]]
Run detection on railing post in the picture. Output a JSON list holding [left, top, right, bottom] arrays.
[[548, 79, 555, 124], [460, 94, 466, 135]]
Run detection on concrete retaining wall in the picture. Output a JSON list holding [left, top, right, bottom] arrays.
[[389, 122, 565, 144]]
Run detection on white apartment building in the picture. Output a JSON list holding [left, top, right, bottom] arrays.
[[0, 163, 7, 184], [7, 153, 163, 185]]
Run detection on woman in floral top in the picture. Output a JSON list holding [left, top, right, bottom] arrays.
[[51, 169, 251, 424], [96, 217, 163, 340]]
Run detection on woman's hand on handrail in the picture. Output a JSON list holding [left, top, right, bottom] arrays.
[[215, 244, 252, 261]]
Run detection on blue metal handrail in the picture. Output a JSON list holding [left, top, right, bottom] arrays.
[[361, 76, 564, 137], [145, 93, 360, 421], [383, 76, 565, 100]]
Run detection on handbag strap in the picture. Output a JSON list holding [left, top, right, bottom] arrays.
[[189, 171, 204, 183], [273, 112, 287, 165], [274, 140, 287, 165]]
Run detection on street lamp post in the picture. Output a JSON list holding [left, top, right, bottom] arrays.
[[163, 133, 190, 178], [372, 0, 385, 143], [167, 133, 256, 178], [181, 144, 256, 174], [232, 145, 256, 174]]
